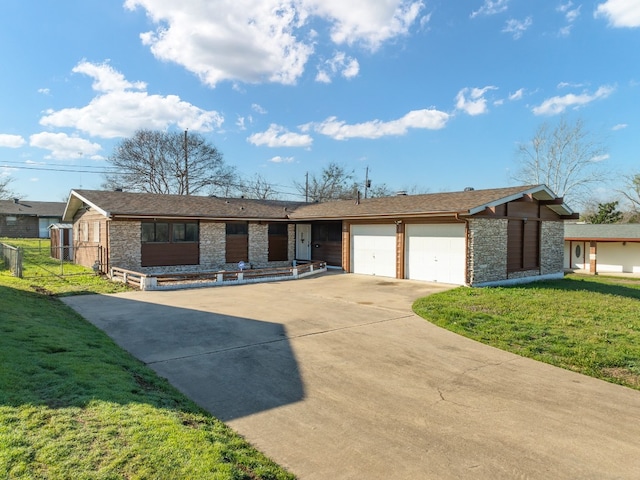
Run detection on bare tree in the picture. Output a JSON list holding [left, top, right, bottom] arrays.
[[103, 129, 238, 195], [0, 176, 17, 200], [240, 174, 280, 200], [511, 117, 608, 206], [620, 173, 640, 214], [294, 162, 358, 202]]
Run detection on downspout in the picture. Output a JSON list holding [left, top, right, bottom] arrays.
[[455, 213, 470, 286]]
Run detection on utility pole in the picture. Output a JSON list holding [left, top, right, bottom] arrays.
[[184, 129, 189, 195], [364, 166, 370, 199], [305, 171, 309, 202]]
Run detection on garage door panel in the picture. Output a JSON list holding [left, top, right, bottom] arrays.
[[351, 225, 396, 278], [406, 224, 465, 285]]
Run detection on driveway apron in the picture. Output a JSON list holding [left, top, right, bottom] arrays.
[[62, 273, 640, 479]]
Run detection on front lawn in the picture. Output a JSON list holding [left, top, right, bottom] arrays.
[[413, 274, 640, 390], [0, 239, 294, 479]]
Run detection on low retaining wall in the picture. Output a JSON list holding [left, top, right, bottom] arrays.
[[110, 261, 327, 291]]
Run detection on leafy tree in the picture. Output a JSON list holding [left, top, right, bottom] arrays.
[[294, 162, 358, 202], [583, 201, 623, 224], [511, 117, 608, 206], [103, 129, 238, 195], [0, 176, 17, 200]]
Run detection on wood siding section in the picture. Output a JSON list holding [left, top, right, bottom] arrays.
[[311, 221, 342, 266], [268, 234, 288, 261], [226, 235, 248, 263], [142, 243, 199, 267]]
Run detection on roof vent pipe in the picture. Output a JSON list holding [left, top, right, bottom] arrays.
[[13, 198, 19, 204], [464, 187, 475, 191], [355, 190, 361, 205], [396, 191, 407, 196]]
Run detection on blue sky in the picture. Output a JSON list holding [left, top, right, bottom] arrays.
[[1, 0, 639, 205]]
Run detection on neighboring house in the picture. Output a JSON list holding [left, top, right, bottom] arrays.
[[62, 184, 576, 286], [0, 199, 66, 238], [564, 223, 640, 274]]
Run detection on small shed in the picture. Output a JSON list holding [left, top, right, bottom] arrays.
[[49, 223, 73, 260]]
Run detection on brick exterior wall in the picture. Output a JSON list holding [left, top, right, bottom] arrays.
[[468, 218, 508, 285], [540, 221, 565, 275], [72, 209, 109, 271], [0, 215, 40, 238]]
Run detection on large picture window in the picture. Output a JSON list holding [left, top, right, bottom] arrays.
[[141, 221, 199, 267], [142, 222, 198, 243]]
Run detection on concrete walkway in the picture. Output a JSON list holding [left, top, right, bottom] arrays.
[[63, 273, 640, 479]]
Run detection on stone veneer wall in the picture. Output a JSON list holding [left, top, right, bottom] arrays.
[[108, 220, 297, 274], [200, 222, 226, 269], [109, 220, 141, 271], [540, 221, 565, 275], [467, 218, 508, 285]]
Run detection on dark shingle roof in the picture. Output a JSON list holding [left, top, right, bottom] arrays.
[[0, 199, 66, 217], [290, 185, 561, 219], [565, 223, 640, 240], [64, 185, 574, 222], [64, 189, 306, 221]]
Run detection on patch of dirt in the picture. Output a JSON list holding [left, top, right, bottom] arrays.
[[602, 367, 640, 387], [30, 285, 55, 296]]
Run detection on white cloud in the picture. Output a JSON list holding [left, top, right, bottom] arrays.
[[532, 85, 615, 115], [252, 103, 268, 114], [455, 86, 497, 115], [73, 61, 147, 92], [247, 124, 313, 147], [612, 123, 628, 130], [269, 155, 295, 163], [29, 132, 102, 160], [471, 0, 509, 18], [307, 108, 449, 140], [39, 61, 223, 138], [557, 2, 581, 36], [124, 0, 423, 87], [502, 16, 532, 39], [315, 51, 360, 83], [558, 81, 585, 89], [0, 134, 26, 148], [591, 153, 610, 162], [314, 0, 424, 50], [509, 88, 525, 101], [595, 0, 640, 27], [38, 88, 50, 95]]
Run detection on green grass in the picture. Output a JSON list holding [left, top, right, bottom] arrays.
[[1, 238, 130, 296], [413, 273, 640, 390], [1, 239, 295, 479]]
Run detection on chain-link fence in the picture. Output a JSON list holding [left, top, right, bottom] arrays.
[[1, 240, 101, 278], [1, 242, 23, 277]]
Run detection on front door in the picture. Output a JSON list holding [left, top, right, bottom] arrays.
[[296, 224, 312, 261]]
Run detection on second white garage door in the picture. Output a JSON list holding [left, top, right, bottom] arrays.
[[406, 224, 466, 285], [351, 224, 397, 278]]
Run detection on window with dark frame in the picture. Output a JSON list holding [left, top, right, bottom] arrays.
[[141, 221, 198, 243]]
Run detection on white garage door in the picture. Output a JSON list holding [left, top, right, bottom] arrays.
[[351, 224, 397, 278], [406, 224, 466, 285]]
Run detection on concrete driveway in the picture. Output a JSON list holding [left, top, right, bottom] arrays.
[[63, 272, 640, 479]]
